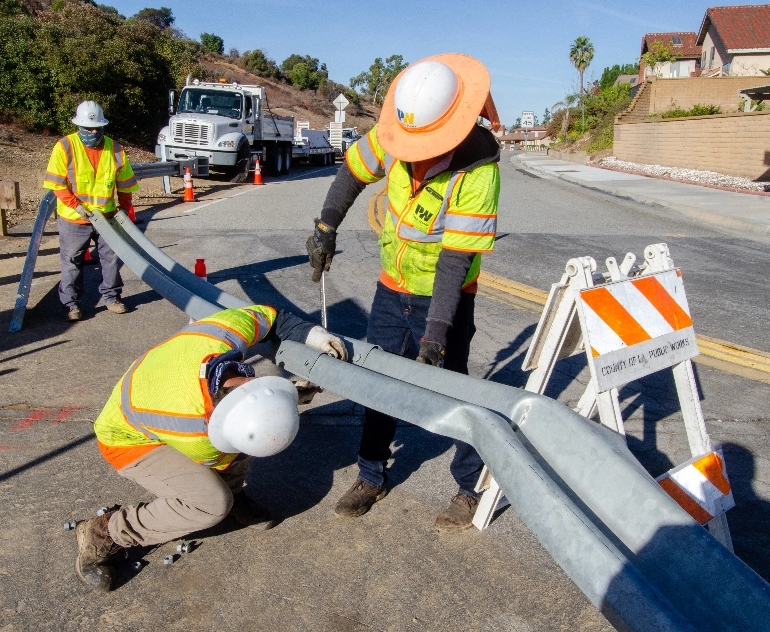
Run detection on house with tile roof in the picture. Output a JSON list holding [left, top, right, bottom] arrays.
[[639, 32, 702, 81], [697, 4, 770, 76]]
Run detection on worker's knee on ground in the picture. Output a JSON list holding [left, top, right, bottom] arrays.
[[198, 483, 234, 528]]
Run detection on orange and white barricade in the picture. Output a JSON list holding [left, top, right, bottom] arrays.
[[656, 448, 735, 525], [473, 243, 733, 550]]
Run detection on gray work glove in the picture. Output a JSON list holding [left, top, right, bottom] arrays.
[[74, 204, 91, 220], [304, 326, 348, 361], [306, 218, 337, 283], [416, 339, 446, 368]]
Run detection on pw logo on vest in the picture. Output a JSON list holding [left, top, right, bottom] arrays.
[[397, 109, 415, 126], [414, 205, 434, 222]]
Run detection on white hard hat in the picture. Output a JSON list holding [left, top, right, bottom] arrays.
[[208, 376, 299, 457], [72, 101, 109, 127], [393, 60, 459, 130]]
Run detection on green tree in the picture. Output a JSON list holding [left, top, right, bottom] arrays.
[[569, 36, 594, 129], [350, 54, 407, 105], [641, 41, 676, 78], [1, 0, 30, 15], [599, 63, 639, 90], [134, 7, 174, 28], [281, 54, 328, 89], [542, 108, 551, 125], [200, 32, 224, 54], [241, 49, 280, 78]]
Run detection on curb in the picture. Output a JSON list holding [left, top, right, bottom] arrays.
[[515, 155, 770, 237]]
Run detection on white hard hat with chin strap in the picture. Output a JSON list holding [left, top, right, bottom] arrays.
[[208, 376, 299, 457], [72, 101, 109, 127]]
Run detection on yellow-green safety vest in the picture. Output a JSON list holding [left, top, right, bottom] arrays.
[[346, 124, 500, 296], [43, 133, 139, 222], [94, 305, 277, 470]]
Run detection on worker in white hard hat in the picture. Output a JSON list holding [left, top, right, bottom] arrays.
[[43, 100, 139, 321], [307, 54, 501, 531], [74, 304, 346, 592]]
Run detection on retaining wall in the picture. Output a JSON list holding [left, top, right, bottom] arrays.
[[614, 111, 770, 180], [617, 77, 770, 123]]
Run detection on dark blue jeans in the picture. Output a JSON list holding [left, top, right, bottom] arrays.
[[356, 282, 484, 496]]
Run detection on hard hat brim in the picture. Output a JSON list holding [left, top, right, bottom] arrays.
[[72, 117, 109, 127], [377, 53, 491, 162]]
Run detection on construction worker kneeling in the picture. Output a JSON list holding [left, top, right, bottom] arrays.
[[75, 305, 346, 591]]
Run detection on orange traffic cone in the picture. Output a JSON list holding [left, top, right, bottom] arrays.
[[183, 168, 196, 202], [253, 157, 264, 185]]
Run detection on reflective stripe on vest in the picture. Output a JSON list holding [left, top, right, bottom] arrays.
[[117, 318, 257, 467]]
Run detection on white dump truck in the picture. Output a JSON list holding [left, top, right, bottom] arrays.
[[156, 79, 297, 182]]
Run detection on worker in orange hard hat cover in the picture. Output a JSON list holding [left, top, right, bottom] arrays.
[[306, 54, 501, 531], [43, 100, 139, 321]]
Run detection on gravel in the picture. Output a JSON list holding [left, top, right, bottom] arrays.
[[596, 156, 770, 193]]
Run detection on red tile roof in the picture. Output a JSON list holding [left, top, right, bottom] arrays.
[[697, 5, 770, 50], [641, 32, 701, 58]]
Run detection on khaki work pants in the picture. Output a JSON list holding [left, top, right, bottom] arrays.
[[107, 445, 250, 547]]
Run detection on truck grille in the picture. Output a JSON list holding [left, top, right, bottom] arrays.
[[172, 122, 211, 146]]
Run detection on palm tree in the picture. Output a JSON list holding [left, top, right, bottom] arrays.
[[569, 36, 594, 130]]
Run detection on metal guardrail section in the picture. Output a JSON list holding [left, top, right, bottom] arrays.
[[8, 191, 57, 332], [276, 340, 770, 631], [11, 162, 770, 629], [9, 161, 197, 332]]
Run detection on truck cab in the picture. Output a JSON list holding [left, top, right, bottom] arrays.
[[156, 80, 294, 181]]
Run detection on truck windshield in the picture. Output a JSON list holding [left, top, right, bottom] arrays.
[[178, 89, 243, 120]]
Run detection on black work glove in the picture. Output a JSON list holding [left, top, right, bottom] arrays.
[[416, 339, 446, 368], [306, 218, 337, 283]]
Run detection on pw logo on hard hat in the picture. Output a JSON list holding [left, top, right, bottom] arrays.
[[397, 109, 415, 127]]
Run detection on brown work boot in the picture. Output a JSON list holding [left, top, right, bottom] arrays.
[[105, 300, 127, 314], [75, 512, 124, 591], [334, 479, 387, 518], [229, 492, 275, 529], [66, 306, 83, 322], [435, 493, 480, 532]]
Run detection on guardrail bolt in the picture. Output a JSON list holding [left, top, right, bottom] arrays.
[[163, 554, 176, 565], [131, 561, 143, 571], [176, 542, 190, 554], [96, 506, 109, 517], [63, 520, 76, 531]]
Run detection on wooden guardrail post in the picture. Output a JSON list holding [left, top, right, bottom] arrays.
[[0, 180, 20, 236]]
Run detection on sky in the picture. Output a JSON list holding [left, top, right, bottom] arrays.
[[109, 0, 753, 128]]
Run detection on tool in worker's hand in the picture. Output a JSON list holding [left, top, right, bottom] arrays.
[[320, 270, 328, 329]]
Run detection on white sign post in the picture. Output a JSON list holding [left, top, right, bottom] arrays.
[[333, 93, 349, 124], [521, 111, 535, 150]]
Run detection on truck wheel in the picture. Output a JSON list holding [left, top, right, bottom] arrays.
[[230, 144, 250, 183], [273, 148, 284, 176], [282, 145, 292, 175]]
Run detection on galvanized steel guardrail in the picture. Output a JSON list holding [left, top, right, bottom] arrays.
[[9, 165, 770, 630], [9, 162, 184, 332]]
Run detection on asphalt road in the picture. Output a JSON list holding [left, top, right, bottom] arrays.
[[1, 154, 769, 631]]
